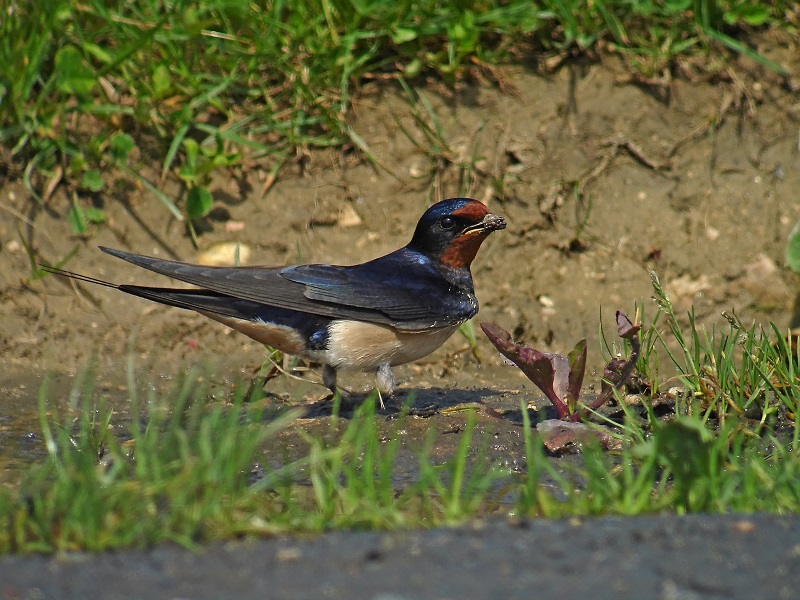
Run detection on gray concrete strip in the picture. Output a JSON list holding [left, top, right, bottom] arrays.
[[1, 515, 798, 599]]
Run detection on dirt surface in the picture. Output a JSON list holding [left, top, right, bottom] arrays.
[[1, 34, 800, 590], [4, 48, 800, 463], [1, 514, 798, 599], [3, 46, 800, 393]]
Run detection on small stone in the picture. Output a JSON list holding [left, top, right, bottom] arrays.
[[744, 253, 778, 279], [196, 242, 252, 266], [276, 547, 303, 561], [667, 274, 711, 299], [538, 295, 555, 308], [224, 220, 246, 233], [409, 159, 427, 178], [733, 520, 755, 533], [338, 204, 362, 227], [356, 232, 380, 249], [730, 253, 790, 309], [624, 394, 643, 406]]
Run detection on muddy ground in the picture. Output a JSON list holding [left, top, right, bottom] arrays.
[[4, 46, 800, 379], [3, 42, 800, 454], [0, 32, 799, 594]]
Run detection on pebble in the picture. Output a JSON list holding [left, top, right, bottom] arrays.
[[196, 242, 252, 266]]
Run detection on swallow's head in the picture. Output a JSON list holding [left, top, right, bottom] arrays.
[[409, 198, 506, 269]]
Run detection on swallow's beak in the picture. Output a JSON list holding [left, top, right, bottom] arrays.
[[464, 213, 507, 235]]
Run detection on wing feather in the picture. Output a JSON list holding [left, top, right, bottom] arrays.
[[100, 246, 476, 330]]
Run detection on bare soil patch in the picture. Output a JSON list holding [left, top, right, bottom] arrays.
[[2, 47, 800, 466]]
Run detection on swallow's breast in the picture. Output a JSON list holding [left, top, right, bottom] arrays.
[[325, 320, 459, 371]]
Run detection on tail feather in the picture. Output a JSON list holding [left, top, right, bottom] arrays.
[[118, 285, 265, 321], [42, 265, 263, 321], [40, 266, 118, 290]]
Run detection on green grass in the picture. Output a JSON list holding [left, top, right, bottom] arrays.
[[1, 0, 794, 236], [0, 369, 509, 552], [1, 272, 798, 554]]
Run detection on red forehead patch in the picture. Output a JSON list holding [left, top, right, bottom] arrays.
[[452, 200, 489, 221]]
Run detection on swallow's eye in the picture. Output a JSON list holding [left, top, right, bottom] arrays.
[[440, 216, 455, 230]]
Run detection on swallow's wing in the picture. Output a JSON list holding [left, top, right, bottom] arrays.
[[100, 247, 474, 330], [101, 247, 387, 324], [280, 259, 473, 328]]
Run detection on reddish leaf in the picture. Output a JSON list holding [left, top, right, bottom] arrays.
[[481, 322, 571, 418], [482, 312, 642, 422], [616, 310, 641, 339]]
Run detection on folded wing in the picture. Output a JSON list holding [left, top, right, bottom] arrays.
[[101, 247, 475, 330]]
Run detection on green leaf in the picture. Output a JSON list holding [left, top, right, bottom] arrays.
[[54, 45, 96, 98], [109, 133, 135, 163], [68, 200, 88, 235], [116, 163, 184, 222], [391, 28, 418, 44], [212, 152, 239, 168], [786, 221, 800, 273], [81, 42, 113, 65], [162, 122, 191, 181], [84, 206, 105, 224], [724, 4, 770, 27], [152, 64, 172, 98], [186, 186, 213, 219], [703, 27, 786, 75], [200, 137, 220, 158], [663, 0, 692, 12], [404, 58, 422, 78], [448, 10, 477, 49], [69, 154, 87, 174], [741, 8, 770, 27], [183, 138, 200, 172], [80, 169, 104, 192]]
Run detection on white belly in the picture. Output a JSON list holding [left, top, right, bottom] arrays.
[[324, 320, 459, 372]]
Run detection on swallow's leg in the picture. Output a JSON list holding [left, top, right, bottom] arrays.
[[376, 364, 394, 391], [376, 363, 401, 410], [321, 364, 360, 411], [321, 363, 347, 405], [322, 364, 338, 393], [377, 364, 438, 417]]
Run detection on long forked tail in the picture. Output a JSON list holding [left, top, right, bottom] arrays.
[[40, 265, 260, 321], [40, 265, 119, 290]]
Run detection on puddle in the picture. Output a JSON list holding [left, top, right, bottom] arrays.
[[0, 362, 576, 501], [0, 373, 61, 484]]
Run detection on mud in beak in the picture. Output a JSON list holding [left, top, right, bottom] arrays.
[[464, 213, 507, 235]]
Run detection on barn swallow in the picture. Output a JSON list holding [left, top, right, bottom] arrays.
[[44, 198, 506, 398]]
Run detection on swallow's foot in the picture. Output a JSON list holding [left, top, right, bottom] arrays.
[[307, 391, 360, 418], [334, 393, 362, 412], [383, 392, 439, 418]]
